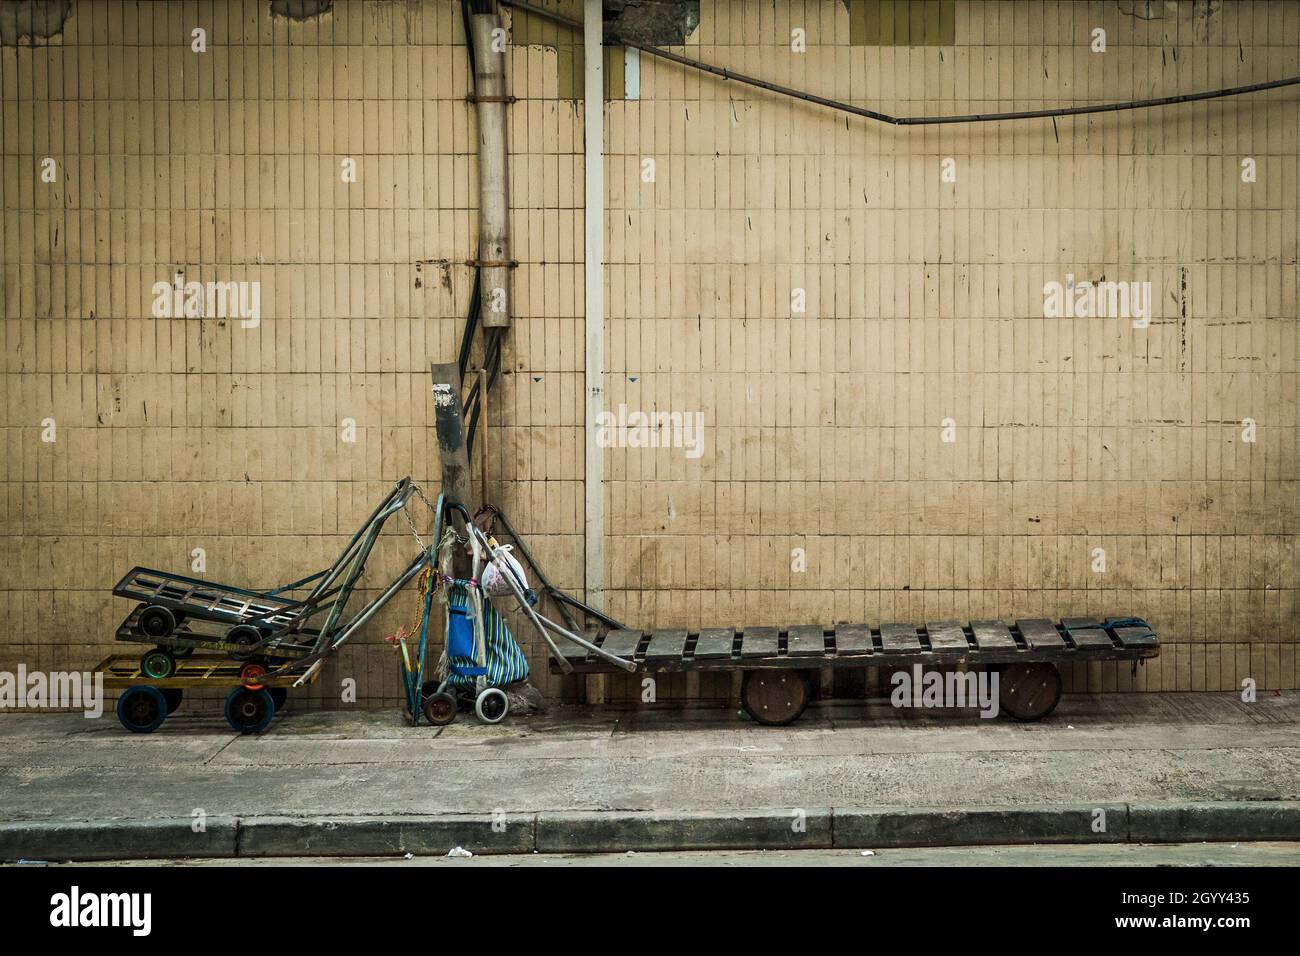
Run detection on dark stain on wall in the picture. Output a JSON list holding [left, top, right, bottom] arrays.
[[269, 0, 334, 21], [0, 0, 73, 45], [603, 0, 699, 46]]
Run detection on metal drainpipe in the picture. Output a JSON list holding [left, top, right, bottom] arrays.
[[468, 11, 512, 330], [583, 0, 605, 610]]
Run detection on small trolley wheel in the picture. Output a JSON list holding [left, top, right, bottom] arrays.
[[226, 625, 263, 661], [268, 687, 287, 711], [140, 647, 176, 680], [405, 681, 442, 719], [422, 691, 458, 726], [116, 686, 168, 734], [474, 687, 510, 725], [224, 687, 276, 734], [741, 669, 811, 726], [161, 688, 184, 715], [239, 662, 268, 690], [137, 605, 176, 640], [172, 644, 194, 658], [999, 662, 1063, 721]]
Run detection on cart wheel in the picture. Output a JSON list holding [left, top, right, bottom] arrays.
[[741, 670, 810, 726], [137, 605, 176, 640], [239, 662, 268, 690], [140, 647, 176, 680], [999, 663, 1062, 721], [227, 625, 263, 661], [116, 686, 168, 734], [422, 691, 458, 726], [162, 688, 184, 715], [173, 644, 194, 658], [225, 687, 276, 734], [268, 688, 287, 711], [474, 687, 510, 725], [404, 681, 442, 718]]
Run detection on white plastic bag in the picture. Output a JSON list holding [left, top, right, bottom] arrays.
[[482, 544, 528, 596]]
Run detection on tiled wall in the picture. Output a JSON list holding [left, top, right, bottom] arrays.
[[1, 1, 1296, 710]]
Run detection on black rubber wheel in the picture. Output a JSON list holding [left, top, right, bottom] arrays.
[[137, 605, 176, 640], [140, 647, 176, 680], [999, 663, 1063, 721], [224, 687, 276, 734], [404, 681, 441, 719], [161, 688, 184, 715], [741, 670, 811, 726], [422, 691, 458, 726], [116, 686, 167, 733], [268, 687, 287, 710], [475, 687, 510, 724], [172, 644, 194, 658], [226, 624, 263, 661]]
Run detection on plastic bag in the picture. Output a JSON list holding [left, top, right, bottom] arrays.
[[482, 544, 529, 597]]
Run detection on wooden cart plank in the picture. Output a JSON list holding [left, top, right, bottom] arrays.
[[1062, 617, 1114, 650], [739, 626, 779, 658], [559, 631, 595, 663], [599, 629, 643, 660], [880, 623, 922, 651], [834, 624, 873, 656], [1110, 620, 1158, 649], [971, 620, 1017, 650], [693, 628, 735, 660], [1017, 618, 1065, 650], [786, 626, 826, 658], [644, 629, 689, 662], [925, 621, 968, 651]]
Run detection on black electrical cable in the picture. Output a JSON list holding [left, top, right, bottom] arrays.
[[500, 0, 1300, 126]]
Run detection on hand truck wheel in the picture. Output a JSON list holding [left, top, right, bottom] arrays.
[[116, 686, 168, 733], [239, 662, 268, 690], [137, 605, 176, 640], [404, 681, 441, 719], [422, 691, 458, 726], [474, 687, 510, 725], [227, 624, 263, 661], [998, 662, 1063, 721], [224, 687, 276, 734], [162, 688, 184, 715], [140, 647, 177, 680]]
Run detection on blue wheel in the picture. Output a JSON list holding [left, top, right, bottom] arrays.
[[116, 686, 168, 734], [224, 687, 276, 734]]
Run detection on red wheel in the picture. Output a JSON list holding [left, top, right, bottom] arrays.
[[240, 663, 268, 691]]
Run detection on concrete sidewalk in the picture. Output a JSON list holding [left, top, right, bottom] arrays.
[[2, 692, 1299, 860]]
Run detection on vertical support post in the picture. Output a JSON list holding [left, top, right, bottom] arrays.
[[431, 362, 475, 545], [469, 12, 512, 329], [583, 0, 606, 705]]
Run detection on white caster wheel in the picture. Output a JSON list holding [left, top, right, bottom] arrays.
[[474, 687, 509, 724]]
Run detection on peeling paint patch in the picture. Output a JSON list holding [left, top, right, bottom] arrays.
[[0, 0, 73, 45], [269, 0, 333, 21]]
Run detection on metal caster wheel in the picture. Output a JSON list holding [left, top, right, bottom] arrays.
[[422, 691, 458, 726], [224, 687, 276, 734], [140, 647, 176, 680], [116, 686, 168, 733], [239, 662, 268, 690], [474, 687, 509, 725], [137, 605, 176, 640]]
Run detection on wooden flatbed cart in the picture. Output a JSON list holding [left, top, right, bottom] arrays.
[[552, 617, 1159, 724], [98, 654, 320, 734]]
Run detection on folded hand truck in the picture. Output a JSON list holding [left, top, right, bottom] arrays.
[[111, 478, 432, 685]]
